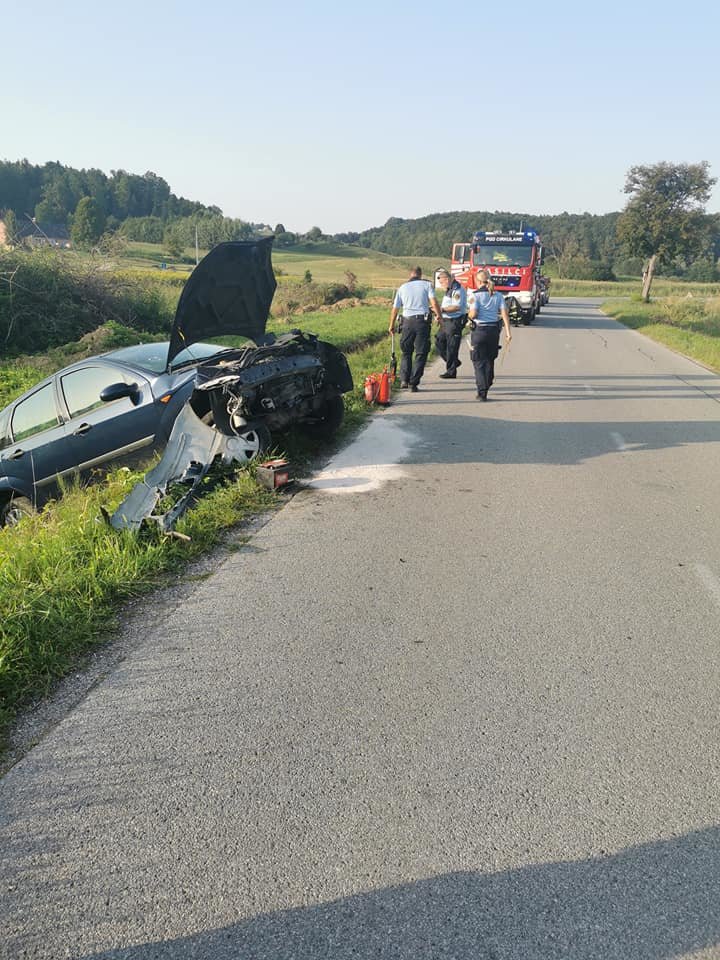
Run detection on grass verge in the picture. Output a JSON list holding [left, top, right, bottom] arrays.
[[551, 278, 720, 299], [0, 306, 398, 747], [601, 296, 720, 373]]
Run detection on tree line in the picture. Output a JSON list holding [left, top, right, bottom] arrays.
[[351, 201, 720, 283], [0, 159, 215, 230], [0, 159, 272, 253], [2, 158, 718, 288]]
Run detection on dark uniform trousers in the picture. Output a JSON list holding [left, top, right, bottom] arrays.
[[400, 315, 431, 386], [470, 323, 501, 395], [435, 315, 466, 374]]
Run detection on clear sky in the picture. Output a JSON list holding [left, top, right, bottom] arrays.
[[3, 0, 719, 233]]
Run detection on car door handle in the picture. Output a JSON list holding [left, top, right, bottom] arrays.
[[73, 423, 92, 435], [9, 448, 25, 459]]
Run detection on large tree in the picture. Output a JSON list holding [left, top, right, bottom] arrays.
[[617, 161, 716, 300], [70, 196, 105, 249]]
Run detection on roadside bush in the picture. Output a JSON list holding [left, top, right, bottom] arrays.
[[323, 282, 352, 304], [613, 256, 644, 278], [270, 278, 364, 317], [660, 296, 720, 334], [560, 258, 616, 281], [0, 363, 44, 408], [0, 248, 175, 356], [685, 259, 719, 283]]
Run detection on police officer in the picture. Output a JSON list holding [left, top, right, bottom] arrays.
[[435, 268, 467, 379], [467, 269, 512, 401], [388, 267, 441, 392]]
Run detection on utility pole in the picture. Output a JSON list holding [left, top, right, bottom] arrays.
[[195, 224, 199, 266]]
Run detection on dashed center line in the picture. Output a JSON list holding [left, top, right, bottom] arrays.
[[610, 431, 627, 451], [693, 564, 720, 610]]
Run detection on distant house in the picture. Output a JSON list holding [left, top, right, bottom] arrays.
[[17, 220, 71, 248]]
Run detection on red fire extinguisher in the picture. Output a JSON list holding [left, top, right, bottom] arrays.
[[377, 368, 391, 405], [364, 374, 379, 403]]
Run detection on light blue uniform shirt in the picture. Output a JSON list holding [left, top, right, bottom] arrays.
[[441, 280, 467, 319], [469, 289, 505, 325], [393, 279, 434, 316]]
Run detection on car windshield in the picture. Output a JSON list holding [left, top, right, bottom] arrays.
[[473, 245, 534, 267], [107, 341, 228, 374]]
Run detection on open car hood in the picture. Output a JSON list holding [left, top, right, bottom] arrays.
[[167, 238, 277, 367]]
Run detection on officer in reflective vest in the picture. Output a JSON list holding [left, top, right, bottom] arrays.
[[388, 267, 441, 392], [436, 268, 467, 379]]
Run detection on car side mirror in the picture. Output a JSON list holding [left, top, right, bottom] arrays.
[[100, 382, 141, 406]]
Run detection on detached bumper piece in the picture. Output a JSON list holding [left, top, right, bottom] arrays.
[[109, 404, 263, 533]]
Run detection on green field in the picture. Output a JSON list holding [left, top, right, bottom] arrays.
[[120, 240, 720, 302], [121, 240, 446, 290]]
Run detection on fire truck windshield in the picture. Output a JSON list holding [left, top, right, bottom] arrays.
[[473, 245, 534, 268]]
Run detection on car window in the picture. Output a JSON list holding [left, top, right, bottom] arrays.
[[60, 366, 133, 418], [107, 341, 229, 373], [107, 343, 169, 374], [0, 407, 11, 451], [11, 384, 60, 443]]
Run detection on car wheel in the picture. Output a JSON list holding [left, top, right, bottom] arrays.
[[233, 423, 271, 460], [0, 495, 36, 528], [301, 394, 345, 440]]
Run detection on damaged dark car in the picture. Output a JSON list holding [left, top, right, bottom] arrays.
[[110, 238, 353, 532]]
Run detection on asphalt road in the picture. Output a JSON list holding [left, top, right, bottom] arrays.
[[2, 298, 720, 959]]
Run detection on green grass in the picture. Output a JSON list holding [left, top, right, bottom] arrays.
[[0, 364, 46, 408], [601, 295, 720, 372], [0, 302, 400, 745], [268, 304, 390, 352], [0, 466, 275, 735], [550, 278, 720, 298]]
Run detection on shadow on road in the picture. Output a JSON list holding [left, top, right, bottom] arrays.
[[79, 825, 720, 959], [527, 308, 617, 329], [336, 412, 720, 468], [416, 372, 720, 405]]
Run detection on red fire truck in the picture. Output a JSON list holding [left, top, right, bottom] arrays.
[[450, 228, 543, 324]]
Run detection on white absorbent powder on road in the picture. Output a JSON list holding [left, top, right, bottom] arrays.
[[308, 416, 416, 494]]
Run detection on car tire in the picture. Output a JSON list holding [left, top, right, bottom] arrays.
[[301, 394, 345, 441], [233, 422, 271, 460], [0, 495, 36, 528]]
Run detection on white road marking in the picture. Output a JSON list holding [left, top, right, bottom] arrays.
[[693, 564, 720, 610], [308, 416, 417, 495], [610, 432, 627, 451]]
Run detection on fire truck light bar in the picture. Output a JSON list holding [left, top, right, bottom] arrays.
[[472, 229, 539, 244]]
